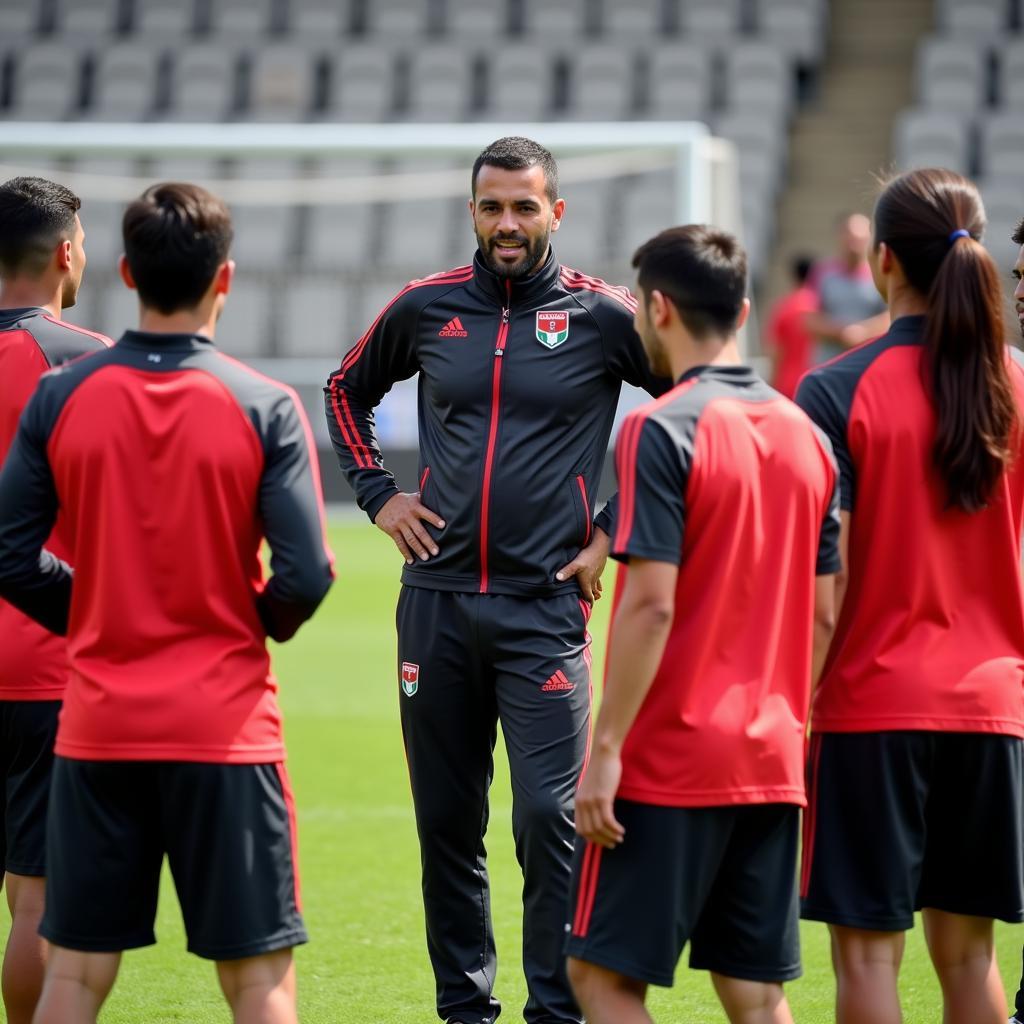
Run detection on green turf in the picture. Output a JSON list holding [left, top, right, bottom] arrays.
[[2, 520, 1022, 1022]]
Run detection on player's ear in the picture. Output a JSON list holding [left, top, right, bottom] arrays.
[[55, 237, 73, 272], [878, 241, 894, 275], [213, 259, 235, 297], [117, 254, 136, 291], [650, 289, 673, 328], [735, 297, 751, 332], [550, 197, 565, 231]]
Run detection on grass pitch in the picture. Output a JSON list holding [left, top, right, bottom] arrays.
[[2, 520, 1022, 1022]]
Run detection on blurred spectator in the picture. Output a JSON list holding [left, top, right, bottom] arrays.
[[805, 212, 889, 363], [767, 253, 816, 398]]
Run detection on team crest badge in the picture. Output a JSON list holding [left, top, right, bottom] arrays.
[[536, 310, 569, 349], [401, 661, 420, 696]]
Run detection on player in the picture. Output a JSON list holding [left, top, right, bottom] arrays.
[[805, 212, 889, 362], [324, 136, 668, 1024], [0, 182, 334, 1024], [565, 225, 840, 1024], [766, 254, 816, 398], [0, 176, 110, 1024], [796, 168, 1024, 1024]]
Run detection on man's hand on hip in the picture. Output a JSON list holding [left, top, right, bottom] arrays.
[[374, 492, 445, 565], [556, 527, 610, 602]]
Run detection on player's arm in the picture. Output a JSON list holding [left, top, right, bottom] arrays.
[[324, 294, 443, 564], [576, 415, 685, 848], [576, 557, 677, 848], [257, 391, 335, 642], [0, 383, 71, 634]]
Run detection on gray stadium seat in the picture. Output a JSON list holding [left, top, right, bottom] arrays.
[[756, 0, 827, 64], [715, 111, 787, 193], [894, 109, 972, 174], [216, 276, 274, 356], [164, 46, 240, 121], [51, 0, 121, 39], [132, 0, 198, 36], [8, 44, 83, 120], [0, 0, 42, 41], [244, 44, 319, 121], [519, 0, 593, 38], [279, 280, 350, 356], [723, 43, 794, 117], [286, 0, 352, 39], [482, 46, 554, 119], [208, 0, 276, 38], [552, 180, 612, 268], [645, 44, 711, 119], [978, 178, 1022, 268], [600, 0, 676, 39], [565, 46, 638, 120], [363, 0, 431, 37], [302, 159, 380, 271], [936, 0, 1006, 38], [917, 38, 988, 114], [442, 0, 511, 38], [981, 112, 1024, 178], [997, 40, 1024, 106], [324, 45, 396, 122], [377, 195, 461, 278], [680, 0, 741, 41], [87, 43, 162, 121], [404, 46, 475, 121]]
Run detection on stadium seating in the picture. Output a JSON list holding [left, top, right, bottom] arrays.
[[0, 0, 835, 354]]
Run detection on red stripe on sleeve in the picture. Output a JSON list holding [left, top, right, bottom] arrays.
[[328, 376, 369, 470]]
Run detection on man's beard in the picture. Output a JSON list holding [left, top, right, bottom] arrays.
[[60, 275, 81, 310], [476, 230, 550, 280]]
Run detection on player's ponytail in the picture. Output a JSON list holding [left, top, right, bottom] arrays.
[[874, 168, 1017, 512]]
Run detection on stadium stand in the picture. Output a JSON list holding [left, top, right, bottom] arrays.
[[0, 0, 829, 358]]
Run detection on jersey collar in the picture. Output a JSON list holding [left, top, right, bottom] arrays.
[[117, 330, 216, 352], [678, 364, 760, 387], [0, 306, 47, 328], [471, 247, 561, 306]]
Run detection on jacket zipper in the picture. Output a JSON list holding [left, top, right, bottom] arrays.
[[479, 282, 511, 593], [576, 474, 592, 546]]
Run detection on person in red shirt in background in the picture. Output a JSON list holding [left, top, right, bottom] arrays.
[[797, 169, 1024, 1024], [0, 183, 334, 1024], [0, 177, 110, 1024], [766, 254, 816, 398], [565, 225, 840, 1024]]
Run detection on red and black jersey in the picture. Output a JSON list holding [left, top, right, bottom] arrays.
[[0, 306, 110, 701], [325, 250, 669, 597], [796, 315, 1024, 737], [0, 330, 334, 763], [612, 365, 841, 808]]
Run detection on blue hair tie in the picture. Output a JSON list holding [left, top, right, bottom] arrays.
[[948, 228, 971, 243]]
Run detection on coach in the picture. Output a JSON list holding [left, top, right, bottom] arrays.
[[325, 136, 667, 1024]]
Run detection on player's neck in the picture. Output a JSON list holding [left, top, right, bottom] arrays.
[[0, 278, 63, 319], [667, 337, 741, 382], [137, 307, 217, 339], [884, 279, 928, 322]]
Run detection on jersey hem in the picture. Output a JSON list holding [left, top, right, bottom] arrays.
[[616, 784, 806, 808], [400, 567, 581, 597], [54, 743, 286, 763], [811, 717, 1024, 737], [0, 688, 65, 701]]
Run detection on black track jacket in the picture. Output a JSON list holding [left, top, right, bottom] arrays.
[[325, 250, 668, 597]]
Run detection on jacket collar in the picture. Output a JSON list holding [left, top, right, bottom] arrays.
[[0, 306, 46, 328], [471, 247, 562, 306]]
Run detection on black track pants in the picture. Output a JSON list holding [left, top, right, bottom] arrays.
[[396, 586, 592, 1024]]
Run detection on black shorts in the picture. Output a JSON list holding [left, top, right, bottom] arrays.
[[41, 758, 307, 960], [801, 732, 1024, 930], [1, 700, 60, 877], [565, 800, 802, 987]]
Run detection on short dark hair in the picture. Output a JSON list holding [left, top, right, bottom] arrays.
[[0, 176, 81, 278], [122, 182, 233, 314], [1012, 216, 1024, 246], [631, 225, 747, 339], [792, 254, 814, 284], [471, 136, 559, 204]]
